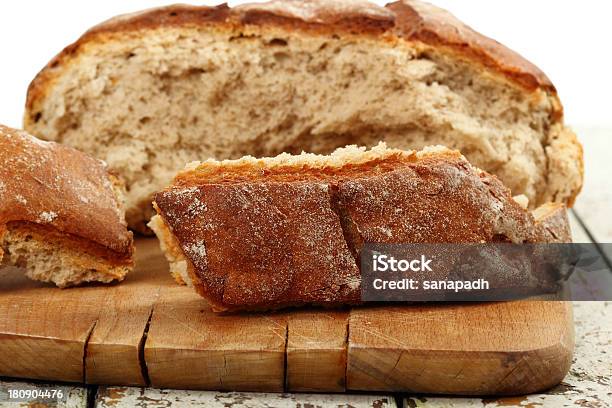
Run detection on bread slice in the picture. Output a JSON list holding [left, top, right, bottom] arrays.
[[24, 0, 582, 233], [150, 143, 571, 312], [0, 125, 134, 287]]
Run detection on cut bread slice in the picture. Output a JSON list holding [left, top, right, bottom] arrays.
[[25, 0, 582, 233], [150, 143, 571, 312], [0, 125, 134, 287]]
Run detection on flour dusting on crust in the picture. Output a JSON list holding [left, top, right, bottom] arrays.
[[0, 124, 133, 258], [151, 143, 569, 311]]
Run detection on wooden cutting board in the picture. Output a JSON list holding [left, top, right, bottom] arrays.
[[0, 238, 574, 395]]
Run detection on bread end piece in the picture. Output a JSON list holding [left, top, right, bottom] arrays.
[[0, 124, 134, 287]]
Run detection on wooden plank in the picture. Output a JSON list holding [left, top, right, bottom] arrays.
[[144, 285, 287, 392], [0, 265, 100, 382], [0, 379, 87, 407], [401, 302, 612, 407], [85, 239, 164, 386], [286, 310, 349, 392], [95, 386, 397, 407], [348, 301, 574, 395], [0, 239, 161, 385]]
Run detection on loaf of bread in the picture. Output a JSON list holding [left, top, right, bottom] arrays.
[[0, 125, 134, 287], [149, 143, 571, 312], [24, 0, 582, 233]]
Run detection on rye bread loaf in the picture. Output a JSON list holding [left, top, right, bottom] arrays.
[[24, 0, 582, 233], [149, 143, 571, 312], [0, 125, 134, 287]]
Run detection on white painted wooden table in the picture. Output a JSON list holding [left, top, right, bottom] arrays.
[[1, 128, 610, 408]]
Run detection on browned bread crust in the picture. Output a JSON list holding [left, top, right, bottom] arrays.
[[0, 125, 134, 286], [26, 0, 558, 113], [151, 144, 571, 312], [26, 0, 556, 108]]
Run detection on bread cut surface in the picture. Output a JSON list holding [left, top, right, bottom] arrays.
[[151, 144, 572, 312], [0, 125, 134, 287], [24, 0, 582, 233]]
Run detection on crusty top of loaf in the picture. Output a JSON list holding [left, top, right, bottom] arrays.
[[175, 143, 455, 184], [25, 0, 559, 116], [182, 142, 445, 171], [0, 125, 133, 257]]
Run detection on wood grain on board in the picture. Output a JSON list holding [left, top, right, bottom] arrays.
[[285, 310, 349, 392], [85, 239, 164, 386], [0, 239, 575, 395], [347, 301, 574, 395], [399, 302, 612, 408], [0, 265, 101, 382], [144, 285, 287, 392], [0, 240, 163, 385]]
